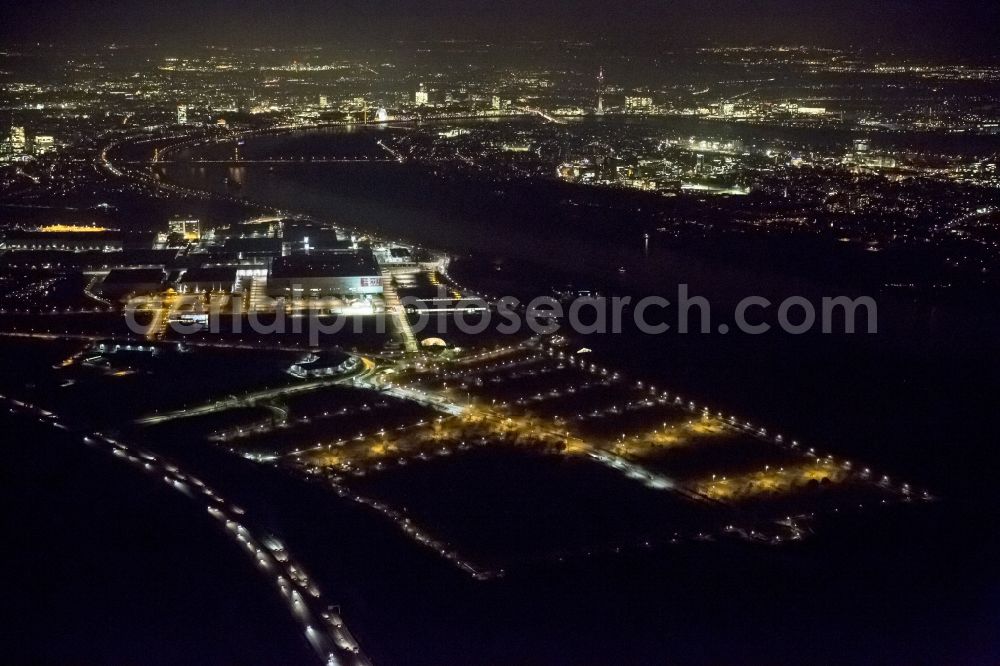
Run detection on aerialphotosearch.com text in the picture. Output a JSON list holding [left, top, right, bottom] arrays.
[[127, 284, 878, 343]]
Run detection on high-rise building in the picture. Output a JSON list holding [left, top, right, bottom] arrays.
[[414, 84, 429, 106], [176, 105, 188, 124], [33, 135, 55, 155], [168, 218, 201, 241], [596, 67, 605, 115], [491, 95, 502, 110], [625, 96, 653, 111], [319, 95, 329, 108], [9, 126, 26, 154]]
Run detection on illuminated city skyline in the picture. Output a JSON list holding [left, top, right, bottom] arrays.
[[2, 8, 1000, 665]]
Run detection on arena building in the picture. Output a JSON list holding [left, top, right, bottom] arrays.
[[266, 249, 383, 298], [177, 266, 238, 294]]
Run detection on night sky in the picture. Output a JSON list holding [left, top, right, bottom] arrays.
[[1, 0, 998, 54]]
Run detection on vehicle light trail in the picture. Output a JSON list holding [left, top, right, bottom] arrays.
[[0, 394, 373, 666]]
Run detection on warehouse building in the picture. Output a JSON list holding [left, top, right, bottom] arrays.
[[2, 228, 123, 252]]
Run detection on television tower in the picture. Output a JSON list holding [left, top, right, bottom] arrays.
[[596, 66, 605, 115]]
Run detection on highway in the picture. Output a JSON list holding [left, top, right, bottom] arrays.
[[380, 267, 419, 353], [0, 393, 372, 666], [135, 356, 377, 426]]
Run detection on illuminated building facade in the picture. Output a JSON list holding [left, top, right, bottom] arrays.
[[33, 135, 55, 154], [625, 96, 652, 111], [168, 218, 201, 241], [9, 126, 26, 154]]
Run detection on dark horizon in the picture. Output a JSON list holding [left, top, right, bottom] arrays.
[[2, 0, 999, 57]]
